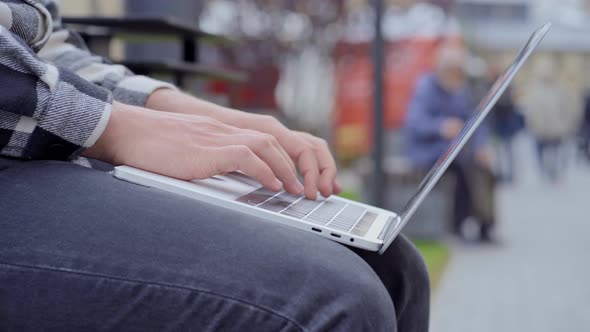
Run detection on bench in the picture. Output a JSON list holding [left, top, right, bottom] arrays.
[[359, 156, 456, 240], [63, 16, 248, 88]]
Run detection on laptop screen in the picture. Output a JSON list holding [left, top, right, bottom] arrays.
[[379, 23, 552, 254]]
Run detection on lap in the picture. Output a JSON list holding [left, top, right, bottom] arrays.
[[0, 159, 396, 331]]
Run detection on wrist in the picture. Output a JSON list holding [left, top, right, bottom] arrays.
[[81, 101, 130, 164]]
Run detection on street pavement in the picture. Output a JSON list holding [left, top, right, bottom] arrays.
[[431, 137, 590, 332]]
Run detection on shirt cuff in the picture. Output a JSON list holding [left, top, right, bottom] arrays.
[[32, 68, 114, 160], [112, 75, 177, 107]]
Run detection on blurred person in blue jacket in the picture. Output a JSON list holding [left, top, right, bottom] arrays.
[[405, 46, 495, 242]]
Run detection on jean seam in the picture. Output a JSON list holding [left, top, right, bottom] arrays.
[[0, 261, 307, 332]]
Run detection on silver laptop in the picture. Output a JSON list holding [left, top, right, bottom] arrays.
[[113, 23, 551, 255]]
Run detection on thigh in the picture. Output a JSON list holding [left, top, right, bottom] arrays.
[[353, 236, 430, 332], [0, 159, 395, 331]]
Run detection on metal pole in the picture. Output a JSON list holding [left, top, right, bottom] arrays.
[[371, 0, 386, 208]]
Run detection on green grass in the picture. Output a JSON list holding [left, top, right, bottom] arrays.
[[338, 190, 362, 202], [413, 240, 451, 289]]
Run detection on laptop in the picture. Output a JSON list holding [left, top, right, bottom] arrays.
[[113, 23, 551, 255]]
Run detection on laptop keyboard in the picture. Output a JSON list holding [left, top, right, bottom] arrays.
[[236, 187, 374, 234]]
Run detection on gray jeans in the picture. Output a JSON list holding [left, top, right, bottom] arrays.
[[0, 158, 429, 331]]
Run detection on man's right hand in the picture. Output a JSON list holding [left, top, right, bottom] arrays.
[[440, 118, 465, 140], [82, 102, 304, 195]]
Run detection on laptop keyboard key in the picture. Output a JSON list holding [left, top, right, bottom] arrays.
[[328, 204, 367, 232], [350, 212, 378, 237], [282, 198, 323, 219], [304, 200, 346, 225], [237, 188, 276, 206], [260, 192, 300, 213]]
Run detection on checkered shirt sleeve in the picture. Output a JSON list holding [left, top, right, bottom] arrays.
[[38, 0, 176, 107], [0, 0, 112, 160]]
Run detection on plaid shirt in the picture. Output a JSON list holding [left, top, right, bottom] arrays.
[[0, 0, 175, 160]]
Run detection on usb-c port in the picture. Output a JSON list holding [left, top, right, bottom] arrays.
[[312, 228, 322, 233], [330, 233, 341, 238]]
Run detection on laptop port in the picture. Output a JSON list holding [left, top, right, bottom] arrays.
[[330, 233, 341, 238], [312, 227, 322, 233]]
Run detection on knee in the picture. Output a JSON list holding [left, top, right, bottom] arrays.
[[292, 242, 397, 331], [393, 236, 430, 287], [382, 236, 431, 320]]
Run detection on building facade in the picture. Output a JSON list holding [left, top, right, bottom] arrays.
[[454, 0, 590, 101]]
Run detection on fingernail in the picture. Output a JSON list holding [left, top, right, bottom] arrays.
[[296, 181, 304, 193], [273, 179, 283, 190]]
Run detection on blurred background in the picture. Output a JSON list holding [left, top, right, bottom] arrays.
[[60, 0, 590, 330]]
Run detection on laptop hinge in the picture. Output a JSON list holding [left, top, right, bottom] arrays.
[[378, 216, 395, 240]]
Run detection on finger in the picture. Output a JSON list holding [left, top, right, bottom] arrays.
[[318, 167, 336, 197], [214, 146, 283, 192], [274, 139, 297, 172], [296, 134, 337, 197], [245, 134, 303, 194], [333, 179, 343, 195], [240, 129, 296, 173], [264, 132, 296, 173], [311, 139, 338, 197], [297, 149, 320, 200]]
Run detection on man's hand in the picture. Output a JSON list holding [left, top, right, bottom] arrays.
[[440, 118, 464, 140], [146, 89, 341, 199], [219, 113, 342, 200], [83, 102, 304, 195]]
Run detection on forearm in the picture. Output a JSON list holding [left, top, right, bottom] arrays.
[[39, 31, 176, 107], [145, 88, 260, 130], [146, 88, 229, 118]]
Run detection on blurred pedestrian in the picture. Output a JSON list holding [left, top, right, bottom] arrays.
[[521, 60, 583, 182], [405, 46, 496, 242], [578, 90, 590, 162], [487, 63, 523, 184]]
